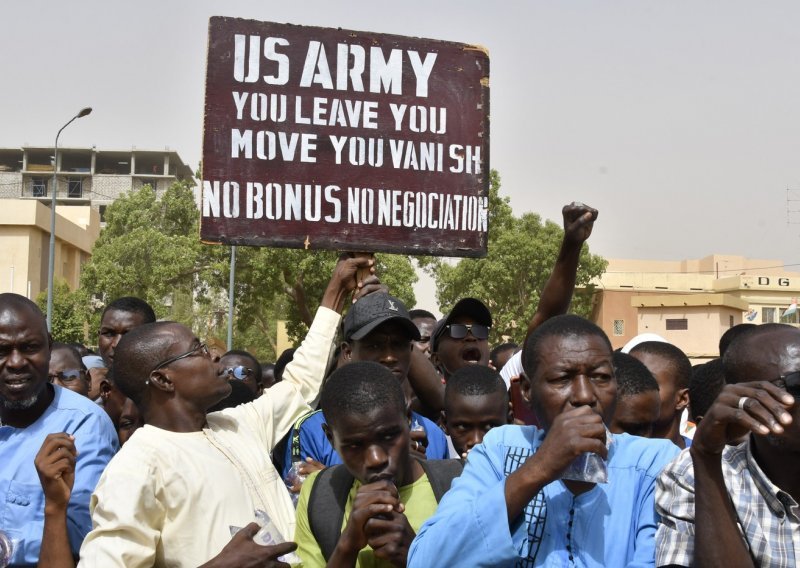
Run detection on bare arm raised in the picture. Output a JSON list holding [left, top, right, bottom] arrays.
[[524, 202, 598, 340]]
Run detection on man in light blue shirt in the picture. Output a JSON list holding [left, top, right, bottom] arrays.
[[409, 315, 679, 567], [0, 294, 118, 566]]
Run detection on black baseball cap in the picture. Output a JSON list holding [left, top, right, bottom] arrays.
[[343, 293, 421, 341], [431, 298, 493, 352]]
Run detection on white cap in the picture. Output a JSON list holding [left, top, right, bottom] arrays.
[[621, 333, 669, 354]]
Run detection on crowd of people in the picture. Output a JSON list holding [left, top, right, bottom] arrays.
[[1, 202, 798, 567]]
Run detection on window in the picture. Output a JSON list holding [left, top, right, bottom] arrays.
[[67, 178, 82, 198], [613, 320, 625, 336], [32, 177, 46, 197], [762, 308, 776, 324], [729, 315, 734, 328], [666, 318, 688, 331], [99, 205, 107, 223]]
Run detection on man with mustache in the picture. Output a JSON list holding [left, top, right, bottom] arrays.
[[0, 294, 117, 565]]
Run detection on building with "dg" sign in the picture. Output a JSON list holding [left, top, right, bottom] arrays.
[[589, 254, 800, 362]]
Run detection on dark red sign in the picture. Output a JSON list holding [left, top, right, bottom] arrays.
[[201, 17, 490, 256]]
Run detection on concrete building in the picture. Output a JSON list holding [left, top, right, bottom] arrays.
[[592, 255, 800, 360], [0, 200, 100, 298], [0, 146, 195, 222]]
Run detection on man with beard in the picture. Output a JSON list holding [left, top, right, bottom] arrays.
[[0, 294, 117, 565]]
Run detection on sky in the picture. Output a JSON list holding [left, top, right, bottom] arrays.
[[3, 1, 800, 314]]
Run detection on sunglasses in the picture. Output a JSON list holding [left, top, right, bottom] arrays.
[[49, 369, 85, 383], [225, 366, 253, 381], [445, 323, 490, 340], [778, 371, 800, 399], [151, 343, 210, 373]]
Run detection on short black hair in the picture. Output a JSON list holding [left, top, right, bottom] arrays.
[[221, 349, 262, 386], [522, 315, 612, 379], [490, 342, 518, 362], [629, 341, 692, 390], [321, 361, 405, 429], [51, 342, 87, 371], [612, 352, 658, 397], [112, 321, 177, 407], [102, 296, 156, 324], [274, 348, 296, 382], [261, 362, 277, 383], [0, 293, 48, 337], [722, 323, 796, 384], [689, 359, 725, 421], [409, 309, 436, 321], [718, 323, 757, 357], [445, 365, 509, 413], [68, 342, 93, 357]]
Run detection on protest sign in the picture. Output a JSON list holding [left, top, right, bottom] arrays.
[[201, 17, 490, 256]]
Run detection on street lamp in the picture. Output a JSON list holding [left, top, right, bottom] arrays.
[[46, 107, 92, 331]]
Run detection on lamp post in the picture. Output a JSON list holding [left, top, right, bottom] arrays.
[[227, 245, 236, 350], [46, 107, 92, 331]]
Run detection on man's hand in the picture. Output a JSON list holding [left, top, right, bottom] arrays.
[[287, 458, 326, 494], [562, 202, 598, 246], [525, 406, 607, 482], [364, 510, 416, 567], [35, 433, 77, 513], [692, 381, 794, 457], [337, 480, 401, 556], [409, 429, 428, 460], [321, 253, 376, 313], [200, 523, 296, 568], [353, 274, 388, 302]]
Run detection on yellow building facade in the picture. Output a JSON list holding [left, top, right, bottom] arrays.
[[0, 200, 100, 298], [592, 255, 800, 360]]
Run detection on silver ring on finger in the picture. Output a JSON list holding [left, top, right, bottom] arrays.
[[738, 396, 750, 411]]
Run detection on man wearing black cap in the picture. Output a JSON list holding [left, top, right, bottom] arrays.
[[282, 292, 449, 480], [430, 297, 493, 382]]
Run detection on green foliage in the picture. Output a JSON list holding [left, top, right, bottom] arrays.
[[423, 170, 607, 344], [231, 248, 417, 349], [80, 181, 418, 361], [36, 279, 87, 343], [80, 182, 230, 335]]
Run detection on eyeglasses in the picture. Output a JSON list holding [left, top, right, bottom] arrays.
[[778, 371, 800, 398], [445, 323, 490, 340], [225, 366, 252, 381], [49, 369, 85, 383], [151, 343, 209, 373]]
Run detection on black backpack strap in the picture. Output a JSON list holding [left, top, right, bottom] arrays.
[[308, 459, 462, 560], [417, 458, 463, 501], [307, 464, 354, 561]]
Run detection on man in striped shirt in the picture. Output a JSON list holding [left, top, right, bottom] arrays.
[[656, 323, 800, 567]]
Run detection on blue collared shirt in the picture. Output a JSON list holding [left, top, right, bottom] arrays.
[[409, 424, 679, 567], [0, 385, 118, 566]]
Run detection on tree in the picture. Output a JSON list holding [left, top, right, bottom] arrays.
[[422, 170, 607, 343], [79, 181, 229, 335], [36, 279, 87, 343], [231, 247, 418, 356]]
